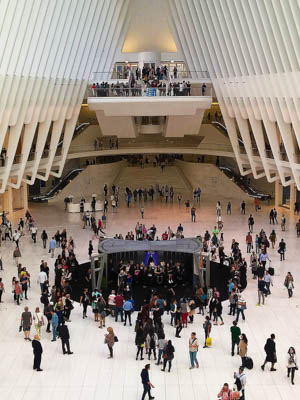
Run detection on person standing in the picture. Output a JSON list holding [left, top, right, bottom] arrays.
[[248, 214, 254, 233], [161, 340, 175, 372], [80, 288, 90, 319], [264, 270, 272, 295], [105, 327, 115, 359], [189, 332, 199, 368], [261, 334, 277, 371], [287, 347, 298, 385], [31, 225, 37, 243], [141, 364, 155, 400], [241, 200, 246, 215], [21, 306, 32, 341], [156, 334, 167, 365], [269, 230, 276, 248], [58, 322, 73, 355], [239, 334, 248, 368], [246, 232, 252, 253], [51, 310, 59, 342], [278, 238, 286, 261], [234, 366, 246, 400], [230, 320, 241, 356], [123, 299, 133, 326], [37, 268, 47, 293], [32, 334, 43, 371], [115, 292, 124, 322], [284, 272, 294, 298], [140, 206, 144, 220], [281, 214, 286, 231], [49, 237, 56, 258], [0, 278, 4, 302], [175, 306, 182, 338], [191, 206, 196, 222], [203, 315, 211, 348], [227, 201, 231, 215]]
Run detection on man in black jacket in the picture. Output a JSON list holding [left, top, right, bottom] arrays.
[[32, 334, 43, 371], [58, 322, 73, 355], [141, 364, 154, 400], [261, 334, 277, 371]]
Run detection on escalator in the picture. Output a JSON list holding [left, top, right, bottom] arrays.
[[29, 168, 83, 202], [219, 166, 271, 200]]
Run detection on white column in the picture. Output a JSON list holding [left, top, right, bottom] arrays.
[[274, 180, 282, 207], [138, 52, 161, 69]]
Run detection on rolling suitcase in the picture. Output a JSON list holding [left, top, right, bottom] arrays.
[[245, 356, 253, 369]]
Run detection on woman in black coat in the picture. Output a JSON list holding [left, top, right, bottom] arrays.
[[161, 340, 175, 372]]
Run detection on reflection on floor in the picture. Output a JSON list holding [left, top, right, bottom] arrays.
[[0, 195, 299, 400]]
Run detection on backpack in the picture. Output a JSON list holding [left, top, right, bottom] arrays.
[[235, 377, 242, 391]]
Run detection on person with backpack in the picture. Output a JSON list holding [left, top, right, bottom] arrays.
[[161, 340, 175, 372], [234, 366, 246, 400], [261, 333, 277, 371], [287, 347, 298, 385], [278, 238, 286, 261]]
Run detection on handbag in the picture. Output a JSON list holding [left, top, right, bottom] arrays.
[[114, 336, 119, 342], [19, 324, 22, 332], [206, 336, 212, 347]]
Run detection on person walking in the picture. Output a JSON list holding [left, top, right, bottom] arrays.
[[287, 347, 298, 385], [281, 214, 286, 231], [278, 238, 286, 261], [140, 206, 145, 219], [41, 230, 48, 249], [33, 307, 44, 338], [269, 230, 276, 249], [284, 272, 294, 298], [58, 321, 73, 355], [257, 277, 266, 306], [261, 334, 277, 371], [239, 334, 248, 368], [234, 366, 246, 400], [21, 306, 32, 341], [230, 320, 241, 356], [189, 332, 199, 369], [32, 334, 43, 371], [156, 334, 167, 365], [203, 315, 212, 348], [105, 327, 115, 359], [161, 340, 175, 372], [235, 295, 246, 323], [141, 364, 155, 400], [136, 327, 146, 361]]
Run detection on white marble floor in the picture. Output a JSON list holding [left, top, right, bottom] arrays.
[[0, 195, 299, 400]]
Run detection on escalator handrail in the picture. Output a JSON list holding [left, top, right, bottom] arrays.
[[30, 168, 83, 201], [219, 166, 271, 200]]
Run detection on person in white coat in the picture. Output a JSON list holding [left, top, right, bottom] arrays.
[[287, 347, 298, 385]]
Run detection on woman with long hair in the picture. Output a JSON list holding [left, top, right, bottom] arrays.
[[105, 327, 115, 359], [287, 347, 298, 385], [239, 333, 248, 369]]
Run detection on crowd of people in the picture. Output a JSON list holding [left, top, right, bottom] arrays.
[[0, 183, 298, 399], [91, 80, 194, 97]]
